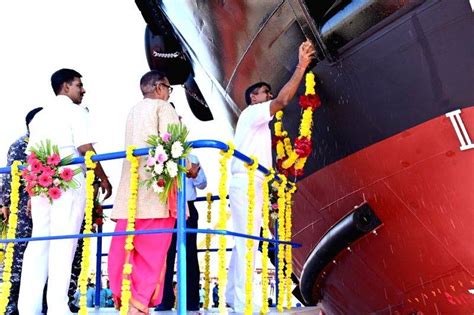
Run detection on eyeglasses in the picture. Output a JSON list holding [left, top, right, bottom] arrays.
[[158, 82, 173, 94]]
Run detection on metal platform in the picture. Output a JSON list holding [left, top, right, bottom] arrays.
[[86, 306, 321, 314]]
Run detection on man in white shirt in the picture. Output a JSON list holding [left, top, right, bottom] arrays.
[[18, 68, 112, 315], [226, 41, 315, 312], [157, 153, 207, 311]]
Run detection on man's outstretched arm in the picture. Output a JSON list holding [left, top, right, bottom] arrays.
[[270, 40, 316, 116]]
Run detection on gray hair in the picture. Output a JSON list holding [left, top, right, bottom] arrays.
[[140, 70, 167, 95]]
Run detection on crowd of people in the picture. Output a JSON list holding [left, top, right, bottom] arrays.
[[0, 40, 315, 314]]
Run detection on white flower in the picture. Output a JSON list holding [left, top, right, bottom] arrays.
[[53, 178, 61, 187], [166, 160, 178, 178], [152, 182, 164, 193], [171, 141, 184, 158], [154, 163, 164, 175], [154, 145, 168, 164]]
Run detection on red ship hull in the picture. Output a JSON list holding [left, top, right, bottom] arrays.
[[293, 107, 474, 314]]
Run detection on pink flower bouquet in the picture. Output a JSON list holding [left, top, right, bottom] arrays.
[[142, 123, 191, 204], [22, 140, 82, 203]]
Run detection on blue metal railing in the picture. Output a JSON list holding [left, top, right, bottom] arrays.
[[0, 139, 300, 314]]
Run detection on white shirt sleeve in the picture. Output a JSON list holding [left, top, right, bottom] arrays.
[[240, 100, 272, 128], [71, 106, 96, 148]]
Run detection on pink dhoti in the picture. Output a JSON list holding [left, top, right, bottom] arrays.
[[108, 217, 176, 312]]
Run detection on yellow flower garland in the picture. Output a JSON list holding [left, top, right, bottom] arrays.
[[276, 71, 317, 171], [274, 112, 288, 160], [0, 161, 21, 313], [204, 192, 213, 309], [119, 146, 140, 315], [285, 184, 296, 310], [77, 151, 97, 314], [217, 142, 234, 314], [244, 156, 258, 315], [276, 174, 287, 312], [0, 228, 6, 262], [260, 169, 274, 314]]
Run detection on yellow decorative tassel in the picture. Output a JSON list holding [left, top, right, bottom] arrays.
[[276, 175, 287, 312], [217, 142, 234, 314], [0, 161, 21, 313], [285, 184, 297, 310], [260, 169, 274, 314], [77, 151, 97, 315], [203, 192, 213, 309], [119, 146, 140, 315], [244, 156, 259, 315]]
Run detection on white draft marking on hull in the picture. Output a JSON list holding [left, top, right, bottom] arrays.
[[446, 109, 474, 151]]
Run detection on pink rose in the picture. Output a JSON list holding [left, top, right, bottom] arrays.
[[60, 168, 74, 181], [146, 155, 156, 167], [48, 187, 62, 200], [162, 132, 171, 143], [156, 153, 167, 164]]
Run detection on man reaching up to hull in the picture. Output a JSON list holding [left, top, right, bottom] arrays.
[[226, 40, 315, 313]]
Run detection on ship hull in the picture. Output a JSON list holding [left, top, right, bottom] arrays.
[[293, 106, 474, 314], [134, 0, 474, 313]]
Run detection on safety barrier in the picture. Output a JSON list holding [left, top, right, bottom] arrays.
[[0, 139, 301, 314]]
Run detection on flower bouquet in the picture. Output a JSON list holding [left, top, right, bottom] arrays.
[[22, 140, 82, 203], [142, 123, 191, 204]]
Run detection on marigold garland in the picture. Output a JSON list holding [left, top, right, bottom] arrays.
[[0, 228, 6, 262], [77, 151, 97, 315], [203, 192, 213, 309], [276, 174, 287, 312], [0, 161, 21, 313], [217, 142, 234, 314], [243, 156, 259, 315], [274, 71, 321, 178], [285, 184, 297, 310], [119, 146, 140, 315], [260, 169, 274, 314]]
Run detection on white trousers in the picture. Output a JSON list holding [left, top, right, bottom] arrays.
[[226, 176, 263, 312], [18, 177, 85, 315]]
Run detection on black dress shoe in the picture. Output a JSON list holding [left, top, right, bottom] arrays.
[[187, 306, 200, 311], [69, 303, 80, 313], [154, 304, 173, 311]]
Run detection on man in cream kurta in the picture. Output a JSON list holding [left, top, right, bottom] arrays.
[[108, 70, 180, 314]]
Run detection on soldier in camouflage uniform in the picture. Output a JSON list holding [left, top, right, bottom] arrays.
[[0, 107, 43, 315]]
